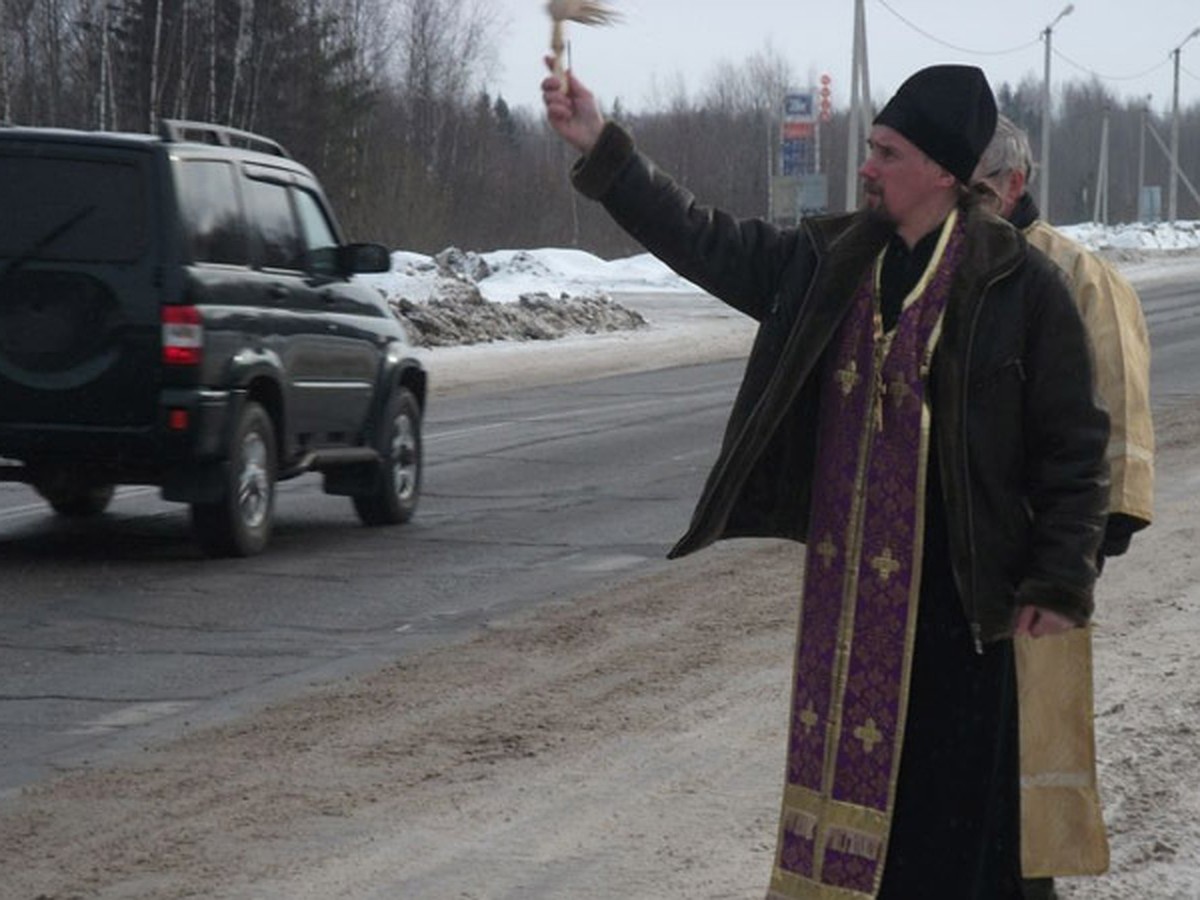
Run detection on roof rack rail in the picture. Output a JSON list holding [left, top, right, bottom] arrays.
[[158, 118, 292, 159]]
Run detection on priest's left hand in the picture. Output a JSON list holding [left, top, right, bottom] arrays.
[[1014, 605, 1077, 638]]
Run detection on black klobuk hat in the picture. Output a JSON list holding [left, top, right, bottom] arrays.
[[873, 65, 998, 184]]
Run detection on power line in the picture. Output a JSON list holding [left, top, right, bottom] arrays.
[[1052, 46, 1172, 83], [872, 0, 1039, 57], [874, 0, 1184, 93]]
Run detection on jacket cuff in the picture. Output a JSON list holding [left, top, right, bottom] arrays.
[[1015, 577, 1094, 627], [1101, 512, 1142, 558], [571, 121, 636, 200]]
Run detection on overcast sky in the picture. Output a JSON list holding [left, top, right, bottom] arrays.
[[487, 0, 1200, 115]]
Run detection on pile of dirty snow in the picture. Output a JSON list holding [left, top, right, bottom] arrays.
[[359, 247, 690, 348], [391, 290, 646, 348]]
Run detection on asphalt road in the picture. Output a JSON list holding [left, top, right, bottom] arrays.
[[1140, 276, 1200, 399], [1, 273, 1196, 800], [0, 358, 743, 797]]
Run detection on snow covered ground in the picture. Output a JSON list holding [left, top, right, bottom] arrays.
[[353, 217, 1200, 400], [373, 246, 702, 307], [1061, 219, 1200, 253], [363, 219, 1200, 313]]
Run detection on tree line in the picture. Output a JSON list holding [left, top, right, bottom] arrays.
[[3, 0, 1197, 258]]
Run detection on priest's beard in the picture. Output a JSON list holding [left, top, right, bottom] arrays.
[[862, 181, 899, 233]]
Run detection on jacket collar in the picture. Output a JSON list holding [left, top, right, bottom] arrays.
[[801, 212, 894, 306], [791, 205, 1024, 349], [1009, 192, 1040, 231], [803, 205, 1023, 278], [957, 202, 1026, 289]]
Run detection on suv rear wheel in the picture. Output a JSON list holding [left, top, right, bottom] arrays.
[[191, 401, 276, 557], [353, 388, 421, 526]]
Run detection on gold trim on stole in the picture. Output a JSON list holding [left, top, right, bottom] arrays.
[[769, 211, 957, 899]]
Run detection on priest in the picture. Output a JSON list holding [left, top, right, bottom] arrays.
[[543, 63, 1109, 899]]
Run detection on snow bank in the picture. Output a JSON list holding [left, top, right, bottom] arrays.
[[358, 222, 1200, 347], [359, 247, 699, 308], [358, 247, 695, 348], [366, 221, 1200, 310], [1060, 219, 1200, 252]]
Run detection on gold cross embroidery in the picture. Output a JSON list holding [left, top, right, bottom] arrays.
[[853, 718, 884, 754], [816, 534, 838, 569], [870, 547, 901, 582], [798, 701, 819, 734], [835, 360, 861, 397]]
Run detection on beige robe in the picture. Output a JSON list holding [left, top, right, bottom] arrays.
[[1017, 221, 1154, 877]]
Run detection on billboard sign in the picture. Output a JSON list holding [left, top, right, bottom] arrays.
[[783, 121, 815, 140], [784, 92, 815, 123], [770, 174, 829, 223]]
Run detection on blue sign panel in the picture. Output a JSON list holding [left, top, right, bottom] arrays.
[[784, 93, 814, 122]]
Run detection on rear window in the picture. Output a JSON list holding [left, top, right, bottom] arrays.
[[0, 153, 147, 263]]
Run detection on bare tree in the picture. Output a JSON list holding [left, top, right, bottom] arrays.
[[0, 0, 13, 120], [226, 0, 250, 123], [1, 5, 1195, 249], [147, 0, 162, 129], [3, 0, 35, 122], [392, 0, 495, 165]]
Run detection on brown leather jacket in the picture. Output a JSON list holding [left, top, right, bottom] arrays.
[[573, 123, 1110, 644]]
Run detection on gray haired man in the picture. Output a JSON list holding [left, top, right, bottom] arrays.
[[974, 114, 1155, 900]]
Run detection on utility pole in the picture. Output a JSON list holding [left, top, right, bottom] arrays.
[[1093, 104, 1109, 225], [1039, 4, 1074, 220], [845, 0, 871, 212], [1138, 96, 1150, 221], [1147, 117, 1200, 212], [1169, 27, 1200, 223]]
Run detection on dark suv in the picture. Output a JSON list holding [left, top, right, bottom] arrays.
[[0, 120, 426, 556]]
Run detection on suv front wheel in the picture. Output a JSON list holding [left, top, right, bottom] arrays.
[[191, 401, 277, 557], [353, 388, 421, 526]]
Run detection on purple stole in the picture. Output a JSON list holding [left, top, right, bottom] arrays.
[[767, 210, 967, 899]]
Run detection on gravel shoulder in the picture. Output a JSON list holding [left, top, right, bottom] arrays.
[[2, 282, 1199, 900]]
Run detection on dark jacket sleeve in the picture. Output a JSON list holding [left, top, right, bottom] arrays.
[[1013, 255, 1110, 624], [571, 122, 802, 323]]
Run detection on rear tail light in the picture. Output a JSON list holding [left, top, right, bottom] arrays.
[[162, 305, 203, 366]]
